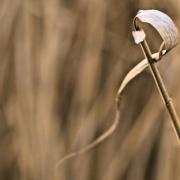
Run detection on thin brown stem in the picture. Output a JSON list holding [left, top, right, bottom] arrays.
[[140, 40, 180, 141]]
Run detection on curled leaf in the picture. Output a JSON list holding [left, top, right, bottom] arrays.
[[56, 52, 160, 168], [117, 52, 160, 100], [133, 9, 179, 53]]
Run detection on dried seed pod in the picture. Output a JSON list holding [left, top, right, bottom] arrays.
[[133, 9, 179, 55]]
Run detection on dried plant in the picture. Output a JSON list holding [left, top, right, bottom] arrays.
[[1, 1, 180, 179], [56, 9, 180, 167], [133, 10, 180, 140]]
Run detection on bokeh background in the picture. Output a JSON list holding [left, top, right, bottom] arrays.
[[0, 0, 180, 179]]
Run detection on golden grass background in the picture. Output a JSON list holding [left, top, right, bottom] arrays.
[[0, 0, 179, 179]]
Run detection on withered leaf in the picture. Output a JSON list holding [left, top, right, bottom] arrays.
[[117, 52, 160, 97], [134, 9, 179, 53]]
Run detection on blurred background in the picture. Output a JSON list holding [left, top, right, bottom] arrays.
[[0, 0, 180, 179]]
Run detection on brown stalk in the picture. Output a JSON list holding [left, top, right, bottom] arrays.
[[56, 9, 180, 168], [140, 39, 180, 141]]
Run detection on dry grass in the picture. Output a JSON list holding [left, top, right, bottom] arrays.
[[0, 0, 179, 180]]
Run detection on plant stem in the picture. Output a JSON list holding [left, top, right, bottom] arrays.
[[140, 40, 180, 141]]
